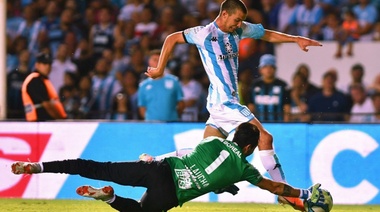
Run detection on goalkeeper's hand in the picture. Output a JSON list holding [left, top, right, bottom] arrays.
[[213, 184, 240, 195], [307, 183, 321, 204], [305, 183, 331, 211]]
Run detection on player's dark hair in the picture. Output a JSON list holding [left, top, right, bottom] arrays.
[[233, 122, 260, 149], [220, 0, 247, 15], [351, 63, 364, 72]]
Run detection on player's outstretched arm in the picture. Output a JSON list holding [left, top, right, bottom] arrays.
[[261, 29, 322, 52], [145, 32, 186, 79]]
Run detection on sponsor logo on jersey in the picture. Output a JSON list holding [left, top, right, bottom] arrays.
[[255, 95, 280, 105], [217, 52, 239, 60], [184, 26, 202, 35], [174, 168, 193, 189]]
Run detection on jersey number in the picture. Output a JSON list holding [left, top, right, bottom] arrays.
[[205, 150, 230, 174]]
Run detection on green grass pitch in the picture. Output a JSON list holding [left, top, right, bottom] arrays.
[[1, 199, 379, 211]]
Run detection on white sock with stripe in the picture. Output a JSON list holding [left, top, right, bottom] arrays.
[[259, 150, 286, 183]]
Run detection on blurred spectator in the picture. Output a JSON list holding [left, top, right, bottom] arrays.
[[79, 7, 97, 39], [353, 0, 378, 41], [368, 73, 380, 95], [336, 10, 360, 58], [33, 0, 49, 18], [6, 1, 24, 40], [114, 20, 139, 56], [247, 54, 291, 122], [75, 75, 94, 119], [134, 5, 158, 39], [238, 69, 253, 106], [73, 39, 95, 78], [108, 39, 131, 79], [59, 85, 77, 119], [64, 0, 82, 23], [348, 83, 374, 123], [373, 21, 380, 41], [295, 63, 320, 100], [62, 72, 78, 89], [340, 63, 367, 94], [7, 36, 29, 73], [155, 0, 188, 25], [307, 70, 350, 122], [260, 0, 281, 30], [317, 0, 340, 14], [16, 4, 41, 55], [197, 73, 210, 122], [368, 92, 380, 123], [179, 61, 203, 122], [124, 48, 147, 82], [118, 0, 144, 22], [90, 58, 122, 119], [199, 1, 220, 26], [289, 72, 309, 122], [288, 0, 324, 39], [318, 12, 340, 41], [44, 7, 82, 56], [194, 0, 210, 25], [155, 6, 179, 45], [138, 50, 184, 122], [179, 0, 197, 15], [7, 50, 31, 119], [238, 38, 262, 80], [139, 33, 156, 56], [111, 70, 140, 120], [64, 30, 79, 56], [277, 0, 299, 35], [37, 1, 60, 55], [50, 43, 78, 93], [186, 46, 205, 80], [89, 6, 116, 60]]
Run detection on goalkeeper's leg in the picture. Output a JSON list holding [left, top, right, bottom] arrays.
[[250, 118, 304, 211]]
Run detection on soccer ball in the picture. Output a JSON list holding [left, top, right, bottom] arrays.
[[304, 188, 333, 212]]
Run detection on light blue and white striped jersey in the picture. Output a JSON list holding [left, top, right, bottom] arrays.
[[183, 21, 264, 109], [91, 75, 122, 119]]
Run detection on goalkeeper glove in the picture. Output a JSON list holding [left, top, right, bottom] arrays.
[[213, 184, 240, 195]]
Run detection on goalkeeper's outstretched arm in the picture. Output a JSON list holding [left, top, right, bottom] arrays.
[[256, 178, 316, 200]]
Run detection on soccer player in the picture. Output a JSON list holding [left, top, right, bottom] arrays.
[[145, 0, 322, 210], [12, 122, 322, 212]]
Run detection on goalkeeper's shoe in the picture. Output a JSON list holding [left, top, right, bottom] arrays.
[[11, 162, 41, 174], [278, 196, 305, 211], [76, 185, 114, 202]]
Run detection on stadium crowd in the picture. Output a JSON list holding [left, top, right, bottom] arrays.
[[6, 0, 380, 123]]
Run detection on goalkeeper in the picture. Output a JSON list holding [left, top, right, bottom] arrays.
[[12, 123, 321, 212]]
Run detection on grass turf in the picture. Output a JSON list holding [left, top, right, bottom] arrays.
[[1, 199, 380, 212]]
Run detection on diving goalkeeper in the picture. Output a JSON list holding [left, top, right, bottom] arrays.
[[12, 123, 322, 212]]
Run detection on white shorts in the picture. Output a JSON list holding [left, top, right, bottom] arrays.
[[205, 102, 255, 136]]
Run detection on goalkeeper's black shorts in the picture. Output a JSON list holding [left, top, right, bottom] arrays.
[[43, 159, 179, 211]]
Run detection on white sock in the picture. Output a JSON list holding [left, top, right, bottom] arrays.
[[39, 162, 44, 173], [259, 150, 286, 183]]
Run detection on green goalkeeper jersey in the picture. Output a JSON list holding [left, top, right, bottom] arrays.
[[164, 136, 263, 206]]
